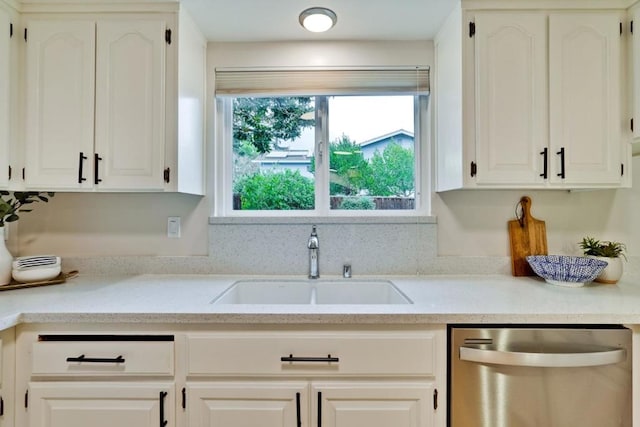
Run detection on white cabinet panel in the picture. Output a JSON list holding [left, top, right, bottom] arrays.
[[549, 12, 623, 186], [187, 382, 308, 427], [95, 20, 165, 190], [28, 383, 174, 427], [24, 20, 95, 190], [313, 382, 434, 427], [473, 12, 547, 185], [0, 7, 10, 189], [631, 4, 640, 146]]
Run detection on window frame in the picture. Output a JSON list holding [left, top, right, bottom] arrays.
[[213, 93, 431, 218]]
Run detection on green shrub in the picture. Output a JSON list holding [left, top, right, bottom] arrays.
[[339, 197, 376, 210], [234, 169, 314, 210]]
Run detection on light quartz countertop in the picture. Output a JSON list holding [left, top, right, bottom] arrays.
[[0, 272, 639, 329]]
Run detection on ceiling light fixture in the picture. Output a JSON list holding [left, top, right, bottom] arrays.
[[299, 7, 337, 33]]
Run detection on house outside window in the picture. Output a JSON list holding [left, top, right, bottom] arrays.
[[215, 67, 430, 216]]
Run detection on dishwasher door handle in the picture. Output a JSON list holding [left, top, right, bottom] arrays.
[[459, 346, 626, 368]]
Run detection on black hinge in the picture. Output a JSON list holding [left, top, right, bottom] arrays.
[[22, 167, 25, 180], [181, 387, 186, 409], [165, 28, 172, 45], [470, 161, 477, 177], [24, 27, 27, 42], [631, 118, 634, 133], [469, 22, 476, 37], [620, 22, 623, 35], [621, 163, 624, 177], [24, 390, 28, 409], [7, 165, 11, 180], [433, 389, 438, 410], [164, 167, 170, 183], [0, 396, 4, 416], [9, 23, 12, 38]]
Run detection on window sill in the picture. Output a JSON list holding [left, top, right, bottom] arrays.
[[209, 215, 437, 225]]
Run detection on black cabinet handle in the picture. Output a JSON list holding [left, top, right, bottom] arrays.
[[281, 354, 339, 363], [296, 392, 302, 427], [317, 391, 322, 427], [78, 152, 88, 183], [557, 147, 565, 179], [94, 153, 103, 185], [159, 391, 168, 427], [539, 147, 548, 179], [66, 354, 125, 363]]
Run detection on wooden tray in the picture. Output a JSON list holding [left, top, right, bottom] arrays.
[[0, 271, 78, 292]]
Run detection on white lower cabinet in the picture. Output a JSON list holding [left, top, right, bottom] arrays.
[[187, 382, 308, 427], [187, 381, 433, 427], [184, 328, 446, 427], [15, 325, 446, 427], [28, 383, 174, 427], [314, 382, 434, 427], [15, 327, 176, 427]]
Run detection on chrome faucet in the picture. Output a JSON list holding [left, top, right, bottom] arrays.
[[307, 225, 319, 279]]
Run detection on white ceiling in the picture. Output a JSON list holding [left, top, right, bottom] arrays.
[[180, 0, 458, 42]]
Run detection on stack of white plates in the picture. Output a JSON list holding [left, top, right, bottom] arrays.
[[12, 256, 61, 283]]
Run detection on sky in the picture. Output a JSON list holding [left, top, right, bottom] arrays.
[[286, 95, 414, 153]]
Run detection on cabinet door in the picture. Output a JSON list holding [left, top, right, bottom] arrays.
[[632, 5, 640, 143], [473, 12, 547, 186], [24, 20, 96, 190], [28, 382, 174, 427], [187, 382, 308, 427], [549, 12, 623, 185], [313, 382, 435, 427], [94, 20, 166, 190], [0, 7, 10, 189]]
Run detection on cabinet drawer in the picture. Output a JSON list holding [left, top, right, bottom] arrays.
[[32, 335, 174, 377], [186, 331, 436, 377]]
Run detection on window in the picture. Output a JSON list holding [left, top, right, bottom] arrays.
[[215, 68, 430, 216]]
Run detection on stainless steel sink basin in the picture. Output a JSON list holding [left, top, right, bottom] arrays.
[[211, 279, 412, 305]]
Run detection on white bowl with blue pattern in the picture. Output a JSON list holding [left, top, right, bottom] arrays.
[[526, 255, 608, 287]]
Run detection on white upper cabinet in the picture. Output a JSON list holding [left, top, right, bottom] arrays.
[[473, 12, 547, 186], [549, 12, 623, 186], [435, 4, 629, 190], [631, 3, 640, 150], [21, 6, 206, 194], [24, 20, 96, 190], [94, 20, 166, 190], [24, 18, 167, 191], [0, 7, 9, 189], [0, 3, 15, 189]]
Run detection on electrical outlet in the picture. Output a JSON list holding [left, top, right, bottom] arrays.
[[167, 217, 181, 238]]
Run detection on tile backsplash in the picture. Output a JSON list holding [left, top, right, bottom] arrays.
[[63, 221, 513, 276]]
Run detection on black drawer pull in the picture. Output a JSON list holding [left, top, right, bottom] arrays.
[[94, 153, 103, 185], [78, 152, 88, 183], [159, 391, 168, 427], [557, 147, 565, 179], [281, 354, 339, 363], [66, 354, 125, 363]]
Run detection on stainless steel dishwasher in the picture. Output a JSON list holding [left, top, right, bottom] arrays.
[[449, 325, 632, 427]]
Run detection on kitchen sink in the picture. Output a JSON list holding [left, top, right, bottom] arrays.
[[211, 279, 412, 305]]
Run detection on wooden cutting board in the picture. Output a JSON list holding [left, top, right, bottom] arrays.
[[508, 196, 548, 276]]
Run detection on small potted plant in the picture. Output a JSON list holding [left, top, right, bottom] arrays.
[[579, 236, 627, 284], [0, 191, 54, 285]]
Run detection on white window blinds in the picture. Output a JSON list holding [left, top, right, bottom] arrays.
[[215, 67, 430, 97]]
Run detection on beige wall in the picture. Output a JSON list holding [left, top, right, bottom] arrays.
[[14, 193, 209, 256], [434, 156, 640, 256]]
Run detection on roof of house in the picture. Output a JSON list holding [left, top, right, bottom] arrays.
[[359, 129, 414, 148]]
